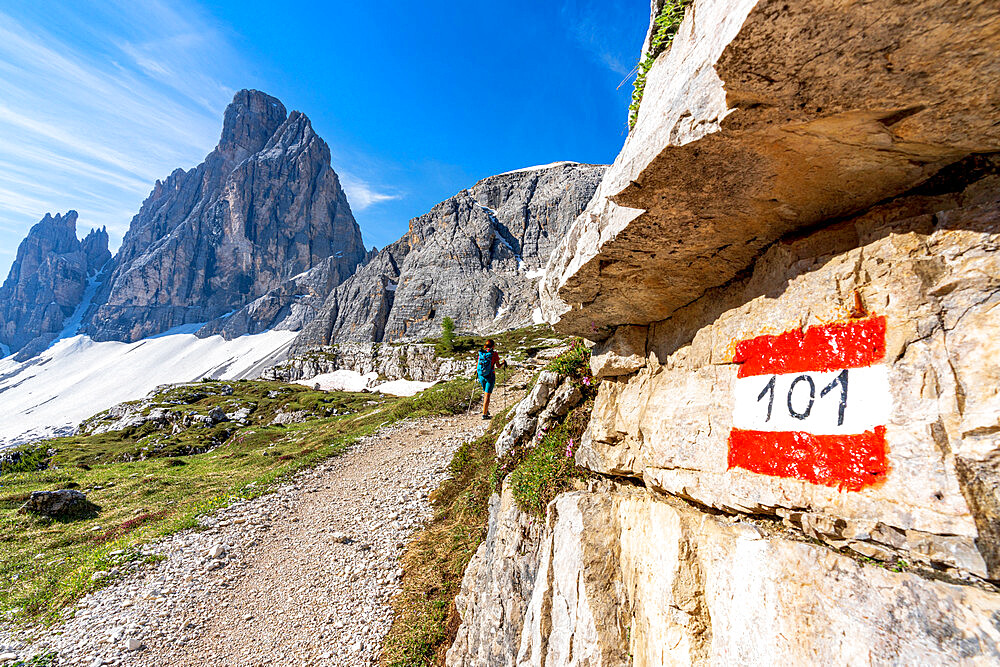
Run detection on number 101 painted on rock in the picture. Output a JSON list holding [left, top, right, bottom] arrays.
[[727, 317, 890, 491]]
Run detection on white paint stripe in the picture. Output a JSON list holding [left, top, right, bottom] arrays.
[[732, 365, 890, 436]]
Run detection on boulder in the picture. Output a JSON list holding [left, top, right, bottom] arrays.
[[19, 489, 89, 517], [524, 371, 558, 414], [226, 407, 252, 423], [537, 379, 582, 425], [589, 325, 646, 379], [495, 414, 538, 459], [271, 410, 308, 426], [495, 371, 563, 456]]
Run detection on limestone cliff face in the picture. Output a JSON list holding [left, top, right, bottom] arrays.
[[449, 0, 1000, 663], [261, 341, 473, 384], [450, 484, 1000, 666], [0, 211, 109, 358], [81, 89, 366, 342], [293, 163, 606, 350]]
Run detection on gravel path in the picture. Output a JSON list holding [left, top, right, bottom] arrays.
[[3, 403, 509, 666]]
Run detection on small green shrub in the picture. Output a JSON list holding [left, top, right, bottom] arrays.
[[9, 651, 57, 667], [501, 403, 592, 516], [0, 445, 51, 476], [544, 338, 591, 380], [629, 0, 691, 129], [440, 316, 456, 354]]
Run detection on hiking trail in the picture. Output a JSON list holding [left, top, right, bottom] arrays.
[[18, 382, 521, 667]]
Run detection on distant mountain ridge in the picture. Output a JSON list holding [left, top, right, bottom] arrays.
[[0, 211, 109, 359], [0, 89, 606, 367], [292, 162, 607, 350]]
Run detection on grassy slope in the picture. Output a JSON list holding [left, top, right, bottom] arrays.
[[0, 376, 477, 625]]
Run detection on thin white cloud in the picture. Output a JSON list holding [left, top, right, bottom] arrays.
[[561, 0, 637, 77], [340, 174, 399, 211], [0, 1, 248, 274]]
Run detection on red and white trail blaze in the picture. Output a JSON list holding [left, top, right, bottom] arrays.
[[727, 317, 890, 491]]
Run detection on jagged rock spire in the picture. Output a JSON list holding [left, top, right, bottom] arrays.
[[79, 89, 366, 343], [0, 211, 108, 357]]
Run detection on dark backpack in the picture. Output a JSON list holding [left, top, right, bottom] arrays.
[[477, 349, 494, 377]]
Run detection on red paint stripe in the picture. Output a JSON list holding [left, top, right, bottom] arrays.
[[727, 427, 888, 491], [733, 317, 886, 378]]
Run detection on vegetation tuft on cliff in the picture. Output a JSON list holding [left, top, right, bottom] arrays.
[[628, 0, 690, 129]]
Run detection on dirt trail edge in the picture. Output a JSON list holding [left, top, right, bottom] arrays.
[[22, 389, 516, 667]]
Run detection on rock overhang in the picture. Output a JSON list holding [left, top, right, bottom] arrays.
[[544, 0, 1000, 339]]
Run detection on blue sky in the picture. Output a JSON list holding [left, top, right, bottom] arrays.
[[0, 0, 647, 278]]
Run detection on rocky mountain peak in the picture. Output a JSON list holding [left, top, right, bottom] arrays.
[[217, 89, 287, 163], [30, 210, 80, 255], [80, 226, 111, 276], [0, 211, 108, 358], [79, 90, 366, 343], [264, 110, 322, 156], [291, 162, 608, 351], [3, 211, 80, 289]]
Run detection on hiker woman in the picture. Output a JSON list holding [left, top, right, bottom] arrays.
[[477, 339, 506, 419]]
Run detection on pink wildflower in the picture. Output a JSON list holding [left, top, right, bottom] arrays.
[[582, 376, 592, 387], [564, 438, 574, 457]]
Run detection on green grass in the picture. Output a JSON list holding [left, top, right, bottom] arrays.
[[0, 376, 478, 626], [0, 446, 51, 476], [8, 651, 56, 667], [497, 339, 597, 516], [502, 402, 593, 516], [543, 338, 591, 378]]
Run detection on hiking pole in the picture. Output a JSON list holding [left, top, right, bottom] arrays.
[[498, 364, 508, 410], [466, 374, 479, 414]]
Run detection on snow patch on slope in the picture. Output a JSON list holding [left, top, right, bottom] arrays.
[[474, 200, 530, 273], [493, 231, 528, 272], [298, 370, 436, 397], [297, 370, 378, 393], [55, 272, 102, 341], [0, 328, 297, 448], [374, 379, 436, 397]]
